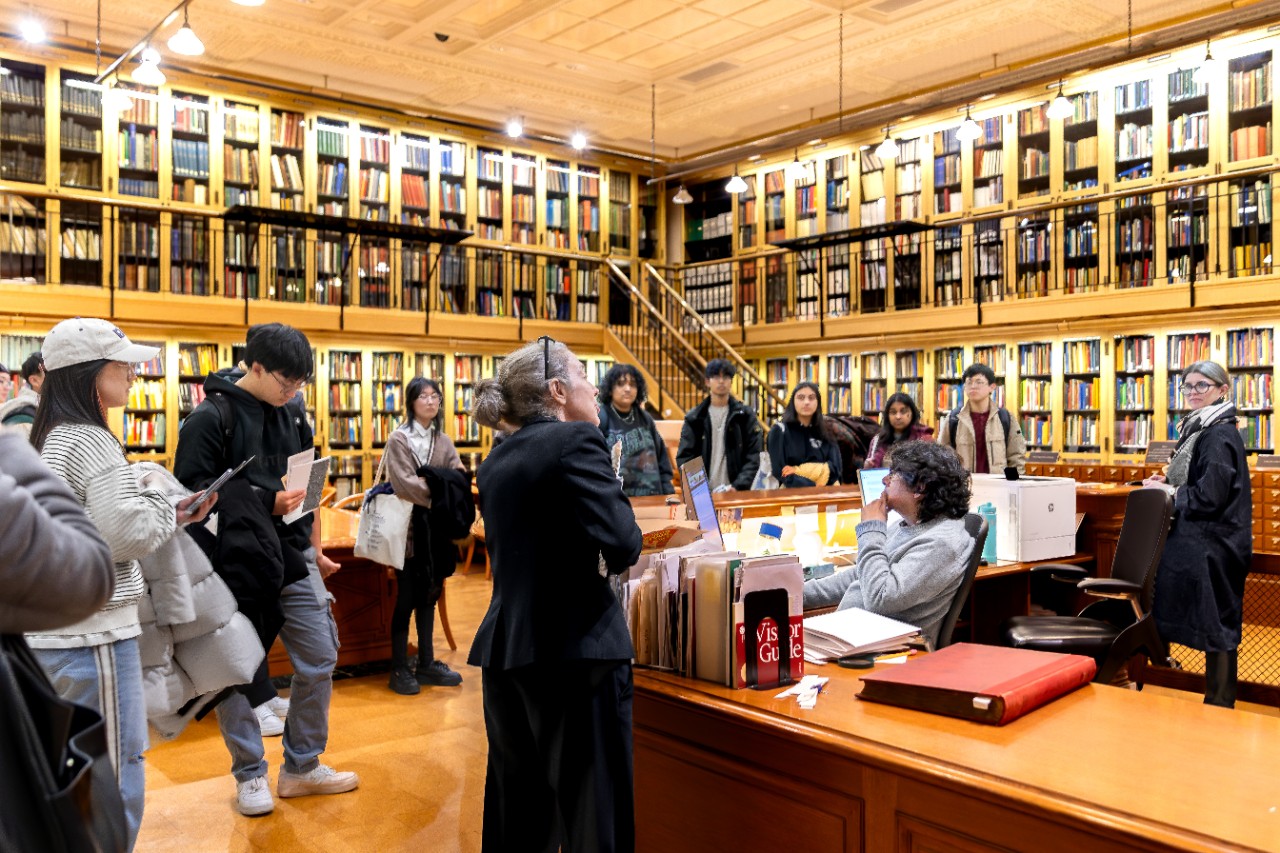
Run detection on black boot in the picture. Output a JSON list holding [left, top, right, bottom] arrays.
[[415, 592, 461, 686], [1204, 650, 1238, 708], [389, 631, 420, 695]]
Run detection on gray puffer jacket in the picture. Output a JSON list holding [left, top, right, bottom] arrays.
[[134, 463, 265, 740], [0, 433, 114, 633]]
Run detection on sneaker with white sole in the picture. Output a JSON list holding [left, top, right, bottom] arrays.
[[265, 696, 290, 718], [236, 776, 274, 816], [277, 764, 360, 798], [253, 702, 285, 737]]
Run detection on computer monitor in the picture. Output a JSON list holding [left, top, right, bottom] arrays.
[[679, 457, 723, 548]]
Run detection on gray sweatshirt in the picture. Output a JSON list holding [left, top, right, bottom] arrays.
[[802, 516, 973, 647]]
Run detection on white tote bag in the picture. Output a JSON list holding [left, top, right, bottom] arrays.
[[353, 452, 413, 569]]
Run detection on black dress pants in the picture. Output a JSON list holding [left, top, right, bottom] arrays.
[[480, 660, 634, 853]]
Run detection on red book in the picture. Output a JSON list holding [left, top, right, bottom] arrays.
[[856, 643, 1096, 725]]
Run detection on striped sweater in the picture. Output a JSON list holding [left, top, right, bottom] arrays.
[[26, 423, 176, 649]]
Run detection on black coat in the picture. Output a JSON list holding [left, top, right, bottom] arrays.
[[766, 421, 843, 487], [1153, 418, 1253, 653], [675, 396, 763, 490], [467, 419, 641, 670], [405, 465, 474, 584]]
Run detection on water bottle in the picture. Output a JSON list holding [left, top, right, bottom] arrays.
[[757, 522, 783, 557], [977, 502, 998, 563]]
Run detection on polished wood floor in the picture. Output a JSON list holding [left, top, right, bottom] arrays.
[[137, 569, 493, 853], [136, 566, 1278, 852]]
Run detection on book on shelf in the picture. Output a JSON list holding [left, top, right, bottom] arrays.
[[856, 642, 1096, 725]]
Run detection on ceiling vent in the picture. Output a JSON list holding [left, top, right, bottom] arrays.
[[679, 61, 737, 84]]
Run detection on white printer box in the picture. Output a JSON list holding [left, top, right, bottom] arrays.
[[969, 475, 1077, 563]]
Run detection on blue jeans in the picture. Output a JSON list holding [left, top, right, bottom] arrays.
[[34, 637, 147, 852], [217, 551, 339, 782]]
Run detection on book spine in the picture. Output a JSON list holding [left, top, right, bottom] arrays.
[[992, 656, 1097, 723]]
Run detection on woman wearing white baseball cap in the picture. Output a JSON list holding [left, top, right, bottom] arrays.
[[28, 317, 216, 851]]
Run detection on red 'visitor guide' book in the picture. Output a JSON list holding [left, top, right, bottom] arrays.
[[856, 643, 1097, 725]]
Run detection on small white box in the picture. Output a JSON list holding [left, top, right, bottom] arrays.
[[969, 475, 1077, 563]]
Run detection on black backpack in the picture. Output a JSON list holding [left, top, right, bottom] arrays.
[[948, 406, 1011, 447]]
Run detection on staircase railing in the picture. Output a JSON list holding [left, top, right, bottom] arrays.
[[603, 258, 785, 422]]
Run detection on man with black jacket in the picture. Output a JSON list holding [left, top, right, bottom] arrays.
[[174, 323, 358, 817], [676, 358, 763, 491]]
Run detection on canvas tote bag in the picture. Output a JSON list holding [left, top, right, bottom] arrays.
[[354, 450, 413, 569]]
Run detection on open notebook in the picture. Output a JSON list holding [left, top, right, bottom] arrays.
[[803, 607, 920, 663]]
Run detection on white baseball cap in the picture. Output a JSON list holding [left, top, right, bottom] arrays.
[[42, 318, 161, 372]]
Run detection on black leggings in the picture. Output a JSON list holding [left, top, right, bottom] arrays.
[[392, 560, 443, 654]]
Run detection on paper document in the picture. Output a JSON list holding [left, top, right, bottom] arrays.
[[802, 607, 920, 662], [283, 450, 331, 524]]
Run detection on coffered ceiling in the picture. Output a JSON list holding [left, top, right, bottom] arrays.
[[1, 0, 1266, 162]]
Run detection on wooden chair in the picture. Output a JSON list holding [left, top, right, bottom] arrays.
[[333, 493, 363, 511], [318, 485, 337, 508]]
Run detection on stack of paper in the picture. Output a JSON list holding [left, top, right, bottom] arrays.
[[803, 608, 920, 663]]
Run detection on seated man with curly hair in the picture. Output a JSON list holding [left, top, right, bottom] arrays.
[[802, 440, 973, 647]]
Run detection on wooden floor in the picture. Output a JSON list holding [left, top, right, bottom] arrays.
[[136, 567, 1279, 852], [137, 569, 493, 853]]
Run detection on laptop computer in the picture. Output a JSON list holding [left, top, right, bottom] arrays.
[[856, 466, 904, 527], [679, 457, 724, 548]]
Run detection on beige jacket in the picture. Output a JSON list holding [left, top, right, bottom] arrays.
[[937, 403, 1027, 474], [383, 423, 464, 508]]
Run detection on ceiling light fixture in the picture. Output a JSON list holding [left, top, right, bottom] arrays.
[[672, 185, 692, 204], [506, 117, 523, 138], [167, 6, 205, 56], [18, 17, 45, 43], [1046, 79, 1074, 120], [786, 148, 806, 180], [725, 168, 748, 194], [230, 0, 266, 6], [1192, 38, 1218, 85], [874, 127, 898, 160], [570, 130, 587, 151], [955, 105, 982, 142], [103, 80, 135, 112], [131, 47, 166, 87]]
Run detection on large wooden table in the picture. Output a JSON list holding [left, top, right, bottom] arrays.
[[634, 664, 1280, 852]]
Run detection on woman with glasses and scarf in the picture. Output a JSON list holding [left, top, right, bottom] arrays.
[[802, 441, 972, 648], [382, 376, 467, 695], [1143, 361, 1251, 707]]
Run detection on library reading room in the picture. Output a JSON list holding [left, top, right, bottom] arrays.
[[5, 1, 1280, 852]]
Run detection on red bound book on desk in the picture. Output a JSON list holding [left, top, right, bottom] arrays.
[[856, 643, 1096, 725]]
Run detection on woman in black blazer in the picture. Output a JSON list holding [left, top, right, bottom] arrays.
[[468, 336, 642, 853]]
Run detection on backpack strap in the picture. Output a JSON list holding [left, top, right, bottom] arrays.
[[949, 406, 1011, 446], [207, 391, 235, 462]]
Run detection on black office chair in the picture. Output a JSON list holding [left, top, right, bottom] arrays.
[[1002, 488, 1173, 685], [934, 513, 988, 649]]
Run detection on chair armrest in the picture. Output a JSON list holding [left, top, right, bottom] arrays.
[[1077, 577, 1141, 597], [1028, 564, 1090, 583]]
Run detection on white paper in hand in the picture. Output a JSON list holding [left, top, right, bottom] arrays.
[[283, 450, 331, 524]]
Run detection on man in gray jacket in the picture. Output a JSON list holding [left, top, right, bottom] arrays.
[[802, 440, 973, 647]]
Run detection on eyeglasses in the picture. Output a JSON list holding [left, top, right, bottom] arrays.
[[964, 378, 991, 388], [536, 334, 556, 381], [1179, 381, 1221, 395], [271, 371, 308, 394], [883, 470, 916, 487], [417, 392, 442, 403]]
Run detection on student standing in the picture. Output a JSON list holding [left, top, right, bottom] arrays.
[[174, 322, 358, 816], [937, 363, 1027, 475], [865, 392, 934, 469], [1143, 361, 1251, 707], [0, 350, 43, 434], [28, 317, 212, 849], [675, 358, 762, 490], [470, 337, 642, 853], [597, 363, 675, 497], [382, 376, 467, 694], [767, 381, 843, 488]]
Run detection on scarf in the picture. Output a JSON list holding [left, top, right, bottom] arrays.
[[1167, 400, 1236, 487]]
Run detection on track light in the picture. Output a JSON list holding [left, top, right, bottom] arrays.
[[506, 117, 523, 138], [1047, 80, 1074, 120], [725, 169, 748, 194], [672, 185, 692, 204], [956, 105, 981, 143], [167, 7, 205, 57], [1192, 39, 1218, 85], [874, 127, 898, 160], [132, 47, 166, 87], [19, 17, 45, 43], [570, 130, 587, 151]]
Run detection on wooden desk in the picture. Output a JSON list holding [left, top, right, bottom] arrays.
[[266, 507, 396, 676], [634, 666, 1280, 852]]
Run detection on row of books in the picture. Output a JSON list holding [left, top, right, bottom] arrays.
[[0, 222, 45, 254], [1229, 124, 1271, 161], [1115, 375, 1153, 409], [1, 74, 43, 106], [270, 153, 303, 190], [169, 264, 211, 296], [1230, 373, 1273, 409], [123, 413, 165, 448], [59, 84, 101, 118]]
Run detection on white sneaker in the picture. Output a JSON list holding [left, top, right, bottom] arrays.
[[236, 776, 274, 816], [253, 702, 285, 737], [277, 764, 360, 798], [265, 695, 290, 719]]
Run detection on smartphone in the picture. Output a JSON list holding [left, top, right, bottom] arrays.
[[187, 456, 254, 513]]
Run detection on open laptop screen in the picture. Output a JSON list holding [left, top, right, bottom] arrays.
[[680, 457, 723, 547], [858, 467, 890, 505]]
